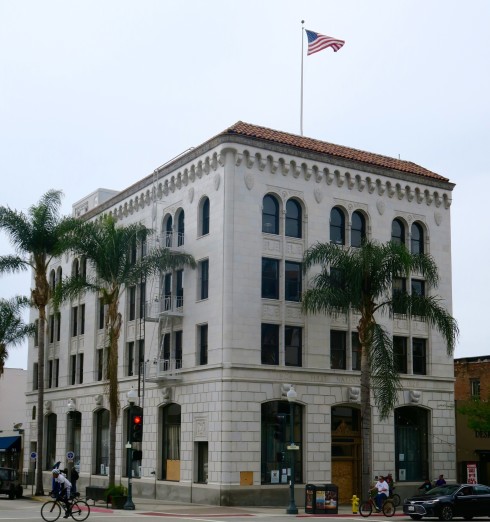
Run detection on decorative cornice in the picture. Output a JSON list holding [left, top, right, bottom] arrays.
[[91, 144, 452, 223]]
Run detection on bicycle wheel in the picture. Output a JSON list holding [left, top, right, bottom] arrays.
[[41, 500, 62, 522], [359, 499, 373, 517], [391, 493, 401, 507], [382, 500, 396, 517], [71, 500, 90, 521]]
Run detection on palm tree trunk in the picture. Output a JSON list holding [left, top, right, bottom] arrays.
[[35, 311, 46, 495], [360, 343, 372, 499]]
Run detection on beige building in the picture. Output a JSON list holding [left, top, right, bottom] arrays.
[[25, 122, 456, 505]]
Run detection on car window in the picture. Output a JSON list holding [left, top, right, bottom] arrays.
[[430, 485, 460, 496], [0, 469, 8, 480], [474, 485, 490, 495], [458, 487, 474, 496]]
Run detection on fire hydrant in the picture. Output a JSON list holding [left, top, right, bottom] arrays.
[[351, 495, 360, 514]]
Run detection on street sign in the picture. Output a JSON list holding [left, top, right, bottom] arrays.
[[67, 451, 75, 461], [287, 443, 300, 450], [30, 451, 37, 460]]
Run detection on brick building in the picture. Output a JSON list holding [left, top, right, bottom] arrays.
[[455, 356, 490, 484]]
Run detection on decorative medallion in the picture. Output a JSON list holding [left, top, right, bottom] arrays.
[[245, 173, 254, 191], [376, 199, 385, 215], [434, 212, 442, 226], [214, 173, 221, 191], [314, 187, 323, 203], [188, 187, 194, 203]]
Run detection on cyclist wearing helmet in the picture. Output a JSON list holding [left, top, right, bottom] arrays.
[[52, 469, 72, 518]]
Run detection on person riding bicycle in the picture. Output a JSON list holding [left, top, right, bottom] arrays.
[[386, 473, 395, 497], [52, 469, 73, 519], [373, 475, 390, 512]]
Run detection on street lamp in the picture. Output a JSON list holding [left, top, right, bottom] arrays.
[[123, 388, 138, 510], [286, 385, 298, 515]]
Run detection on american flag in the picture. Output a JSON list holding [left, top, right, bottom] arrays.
[[306, 29, 345, 55]]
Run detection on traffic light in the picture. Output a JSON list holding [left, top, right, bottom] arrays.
[[131, 412, 143, 442], [273, 414, 286, 443]]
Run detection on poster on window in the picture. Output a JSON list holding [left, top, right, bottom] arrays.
[[467, 462, 478, 484], [316, 490, 326, 509]]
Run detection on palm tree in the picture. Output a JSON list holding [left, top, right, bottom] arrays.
[[301, 240, 458, 497], [55, 215, 195, 486], [0, 296, 35, 376], [0, 190, 80, 495]]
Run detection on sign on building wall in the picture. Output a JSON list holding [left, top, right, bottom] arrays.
[[467, 462, 478, 484]]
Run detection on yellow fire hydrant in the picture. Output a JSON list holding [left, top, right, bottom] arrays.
[[351, 494, 360, 514]]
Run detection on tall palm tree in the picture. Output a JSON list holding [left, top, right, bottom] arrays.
[[0, 190, 80, 495], [301, 240, 458, 496], [55, 215, 195, 486], [0, 296, 35, 376]]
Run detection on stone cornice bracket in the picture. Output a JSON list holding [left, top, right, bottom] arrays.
[[281, 383, 293, 397], [312, 165, 321, 183], [302, 162, 311, 181], [415, 187, 424, 204], [356, 175, 365, 192], [325, 169, 334, 185], [424, 189, 433, 205], [434, 192, 442, 208], [161, 386, 172, 404], [386, 181, 395, 198], [267, 155, 278, 174], [218, 152, 226, 167], [443, 193, 451, 209], [279, 158, 289, 176], [348, 386, 360, 402], [210, 153, 219, 171], [409, 390, 421, 403], [376, 179, 385, 195], [235, 153, 244, 166], [256, 153, 267, 171], [290, 161, 301, 178], [44, 400, 52, 413], [335, 170, 344, 188], [345, 172, 355, 190], [406, 186, 414, 202]]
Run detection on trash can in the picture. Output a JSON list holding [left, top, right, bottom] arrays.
[[305, 484, 338, 514]]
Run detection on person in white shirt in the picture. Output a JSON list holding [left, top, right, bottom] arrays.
[[52, 469, 72, 518], [374, 475, 389, 511]]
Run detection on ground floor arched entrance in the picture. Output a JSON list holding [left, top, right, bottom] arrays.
[[331, 406, 361, 504]]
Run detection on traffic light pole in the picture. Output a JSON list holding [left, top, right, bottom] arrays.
[[124, 398, 135, 510]]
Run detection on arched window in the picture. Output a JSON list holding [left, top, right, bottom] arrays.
[[200, 198, 210, 236], [262, 194, 279, 235], [164, 215, 173, 247], [72, 258, 80, 278], [285, 199, 302, 238], [261, 400, 303, 484], [160, 403, 181, 480], [67, 411, 82, 477], [177, 211, 185, 247], [395, 406, 429, 481], [391, 219, 405, 245], [351, 211, 366, 247], [56, 267, 62, 287], [330, 207, 345, 245], [94, 409, 110, 475], [49, 270, 56, 292], [411, 222, 424, 255]]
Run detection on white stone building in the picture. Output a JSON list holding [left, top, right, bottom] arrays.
[[24, 122, 456, 505]]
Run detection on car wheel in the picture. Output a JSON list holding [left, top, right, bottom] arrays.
[[439, 505, 454, 521], [410, 516, 423, 520]]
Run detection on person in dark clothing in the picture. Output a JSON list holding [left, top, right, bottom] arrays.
[[419, 479, 433, 492], [70, 468, 79, 495]]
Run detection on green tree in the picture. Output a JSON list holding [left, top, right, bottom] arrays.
[[55, 215, 195, 486], [0, 190, 80, 494], [458, 400, 490, 432], [301, 240, 458, 496], [0, 296, 35, 375]]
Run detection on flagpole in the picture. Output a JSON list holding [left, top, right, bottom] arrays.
[[300, 20, 305, 136]]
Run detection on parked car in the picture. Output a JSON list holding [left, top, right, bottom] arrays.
[[403, 483, 490, 521], [0, 467, 23, 499]]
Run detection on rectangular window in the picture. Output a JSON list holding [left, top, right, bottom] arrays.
[[97, 349, 104, 381], [285, 261, 302, 302], [471, 379, 481, 399], [176, 270, 184, 308], [352, 333, 361, 371], [33, 363, 38, 390], [72, 306, 78, 337], [199, 324, 208, 365], [130, 238, 137, 265], [139, 282, 146, 319], [199, 260, 209, 300], [285, 326, 302, 367], [394, 336, 408, 373], [54, 359, 59, 388], [56, 313, 61, 342], [163, 333, 170, 361], [393, 277, 407, 314], [413, 338, 427, 375], [330, 330, 346, 370], [262, 258, 280, 299], [80, 304, 85, 335], [70, 355, 76, 385], [127, 341, 134, 377], [98, 298, 105, 330], [411, 279, 425, 296], [261, 323, 279, 365], [175, 331, 183, 369], [48, 360, 53, 388], [49, 314, 55, 343], [163, 273, 172, 310], [78, 353, 84, 384], [129, 286, 136, 321]]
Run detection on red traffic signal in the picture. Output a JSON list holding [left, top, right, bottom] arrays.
[[131, 412, 143, 442]]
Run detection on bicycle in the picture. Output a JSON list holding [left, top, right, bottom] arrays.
[[41, 493, 90, 522], [389, 491, 401, 507], [359, 494, 396, 517]]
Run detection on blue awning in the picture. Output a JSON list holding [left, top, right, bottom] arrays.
[[0, 436, 20, 452]]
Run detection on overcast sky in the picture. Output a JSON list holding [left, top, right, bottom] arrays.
[[1, 0, 489, 369]]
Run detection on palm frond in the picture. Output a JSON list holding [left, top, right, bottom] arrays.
[[368, 323, 401, 420], [0, 255, 30, 274]]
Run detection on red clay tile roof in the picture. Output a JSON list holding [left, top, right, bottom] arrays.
[[219, 121, 448, 182]]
